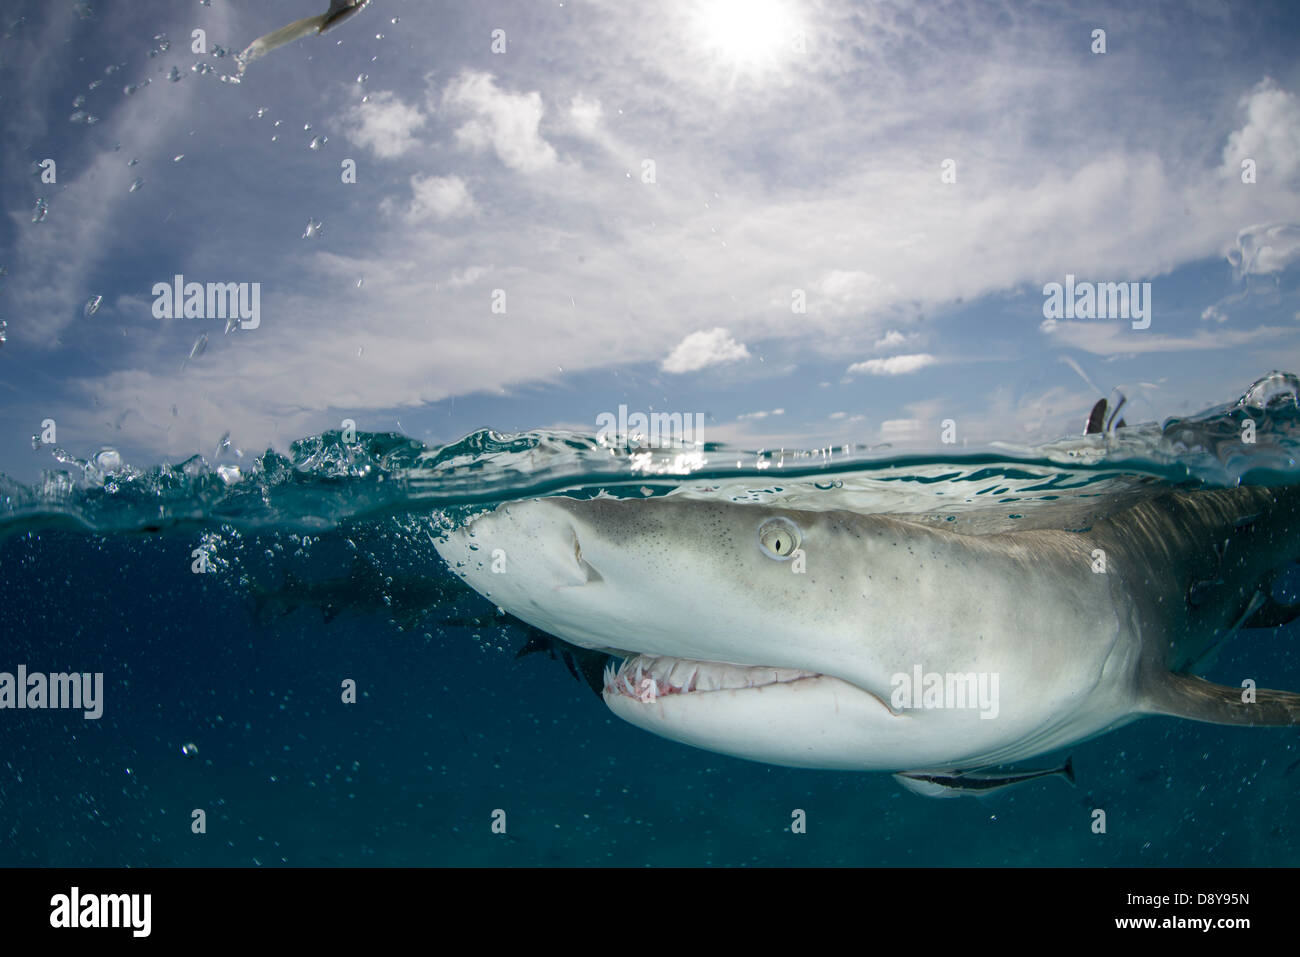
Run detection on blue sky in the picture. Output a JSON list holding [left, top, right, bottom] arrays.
[[1, 0, 1299, 483]]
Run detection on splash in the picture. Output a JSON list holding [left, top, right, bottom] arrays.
[[1, 373, 1298, 541]]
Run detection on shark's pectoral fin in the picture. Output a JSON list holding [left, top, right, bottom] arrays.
[[1143, 672, 1300, 727]]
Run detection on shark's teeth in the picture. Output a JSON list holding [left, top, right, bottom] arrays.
[[605, 655, 818, 701]]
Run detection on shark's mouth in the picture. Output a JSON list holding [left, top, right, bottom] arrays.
[[602, 654, 822, 702]]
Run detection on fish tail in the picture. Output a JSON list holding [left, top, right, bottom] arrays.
[[237, 14, 329, 71]]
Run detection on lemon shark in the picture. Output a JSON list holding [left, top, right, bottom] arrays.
[[434, 486, 1300, 794]]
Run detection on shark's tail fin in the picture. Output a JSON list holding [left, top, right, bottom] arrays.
[[1143, 672, 1300, 727]]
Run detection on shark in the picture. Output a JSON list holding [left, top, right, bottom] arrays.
[[434, 484, 1300, 795]]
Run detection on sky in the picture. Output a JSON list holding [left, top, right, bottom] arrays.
[[1, 0, 1299, 483]]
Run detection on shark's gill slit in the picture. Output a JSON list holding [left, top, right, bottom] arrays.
[[570, 528, 602, 583]]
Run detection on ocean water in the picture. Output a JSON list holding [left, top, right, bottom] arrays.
[[2, 372, 1300, 867]]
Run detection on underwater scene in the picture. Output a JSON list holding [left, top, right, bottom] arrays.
[[2, 1, 1300, 870], [3, 373, 1300, 866]]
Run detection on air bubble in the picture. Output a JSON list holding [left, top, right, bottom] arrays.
[[32, 198, 47, 222], [84, 295, 102, 317], [128, 178, 144, 192]]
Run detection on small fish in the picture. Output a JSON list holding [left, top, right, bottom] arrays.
[[893, 757, 1075, 799], [237, 0, 371, 73]]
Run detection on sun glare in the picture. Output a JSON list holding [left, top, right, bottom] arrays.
[[696, 0, 798, 71]]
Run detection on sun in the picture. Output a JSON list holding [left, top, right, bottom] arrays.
[[695, 0, 799, 71]]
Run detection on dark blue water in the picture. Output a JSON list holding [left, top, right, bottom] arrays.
[[3, 373, 1300, 865]]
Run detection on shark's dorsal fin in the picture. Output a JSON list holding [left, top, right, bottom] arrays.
[[1143, 672, 1300, 726]]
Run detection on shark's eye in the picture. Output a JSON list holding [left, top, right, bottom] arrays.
[[758, 517, 802, 560]]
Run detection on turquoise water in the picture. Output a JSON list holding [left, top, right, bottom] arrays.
[[2, 372, 1300, 866]]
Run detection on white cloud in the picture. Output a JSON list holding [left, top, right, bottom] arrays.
[[662, 328, 751, 373], [880, 419, 924, 439], [847, 354, 937, 375], [815, 270, 893, 318], [874, 329, 911, 350], [1228, 222, 1300, 277], [568, 94, 603, 137], [443, 71, 557, 173], [1221, 80, 1300, 182], [1040, 320, 1288, 355], [406, 174, 476, 221], [737, 408, 785, 420], [343, 91, 428, 159], [446, 265, 490, 288]]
